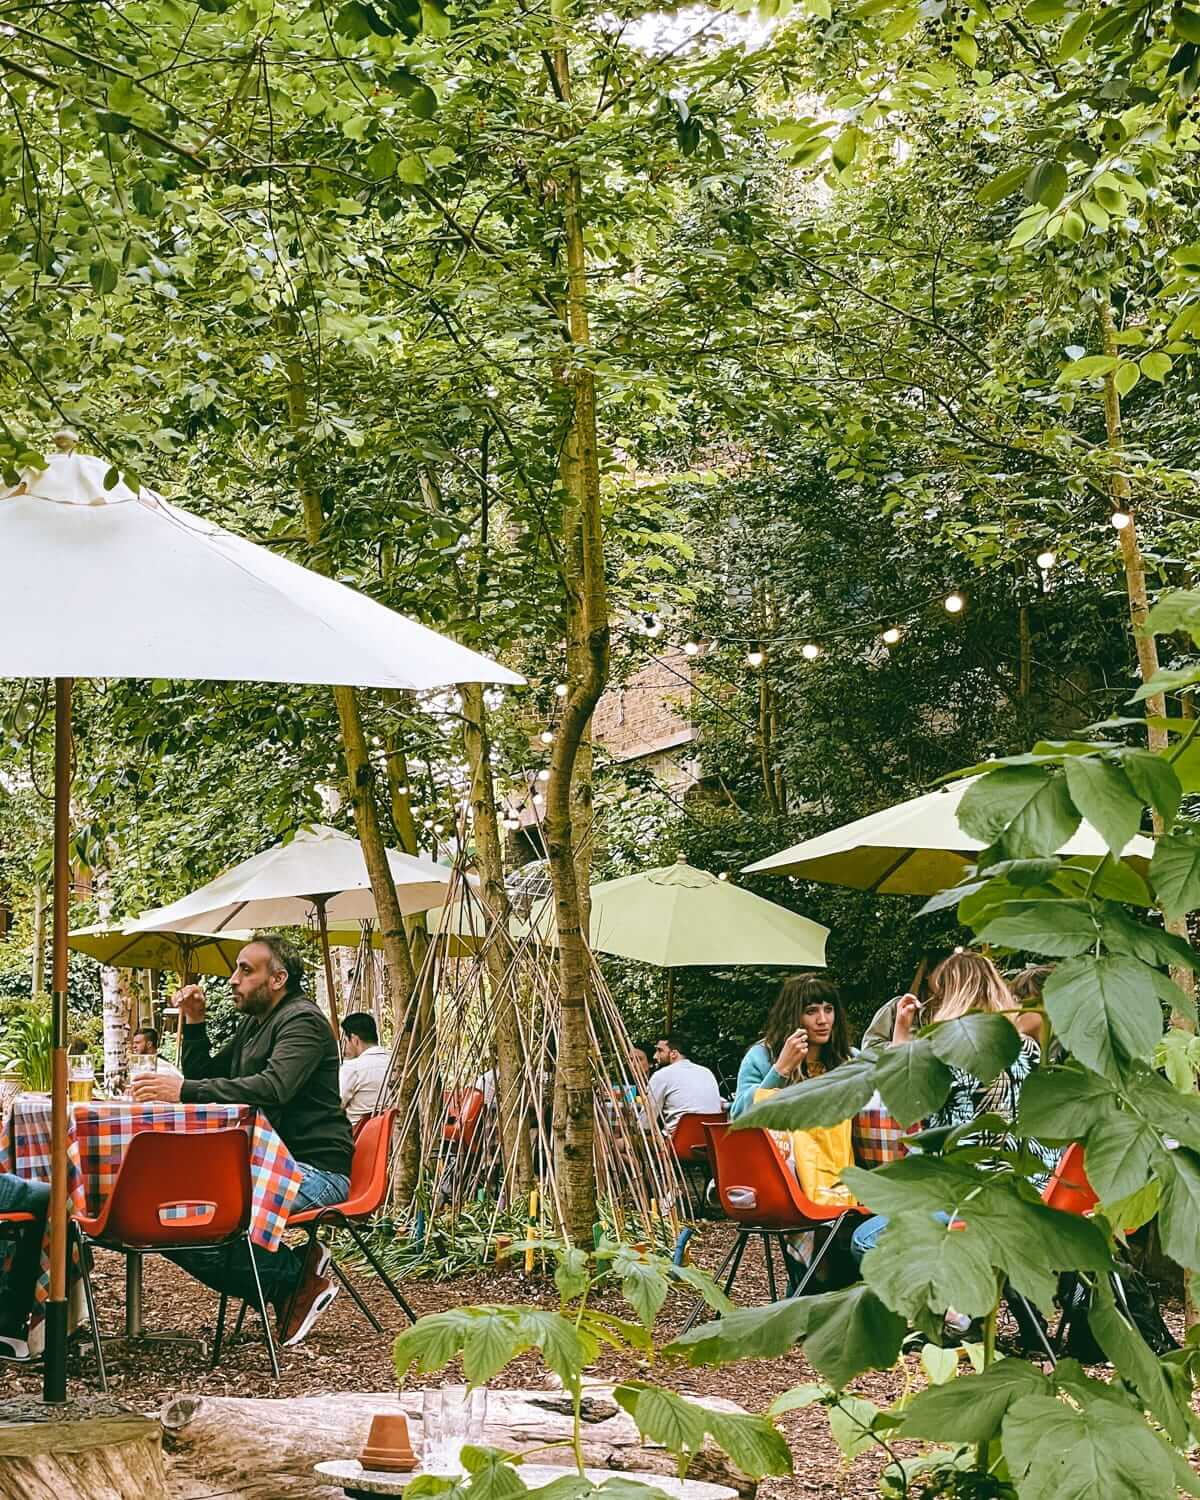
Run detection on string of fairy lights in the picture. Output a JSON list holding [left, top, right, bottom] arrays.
[[387, 517, 1142, 844]]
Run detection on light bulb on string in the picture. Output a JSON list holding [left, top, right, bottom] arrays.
[[1036, 550, 1056, 570], [422, 818, 434, 829], [554, 682, 568, 698], [395, 785, 409, 797], [882, 627, 901, 645], [801, 642, 821, 661], [540, 729, 555, 745], [746, 649, 765, 668], [683, 641, 701, 657], [1111, 509, 1132, 531], [718, 871, 730, 882], [537, 768, 550, 782], [944, 592, 965, 614]]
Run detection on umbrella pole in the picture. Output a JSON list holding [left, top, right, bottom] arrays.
[[44, 677, 72, 1404], [314, 897, 341, 1038], [665, 970, 675, 1034]]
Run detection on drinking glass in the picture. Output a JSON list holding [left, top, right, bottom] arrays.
[[420, 1386, 487, 1473], [68, 1056, 94, 1104]]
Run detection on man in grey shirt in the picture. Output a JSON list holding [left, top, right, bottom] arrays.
[[647, 1032, 723, 1136]]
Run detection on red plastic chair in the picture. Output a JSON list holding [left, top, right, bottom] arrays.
[[74, 1129, 278, 1382], [286, 1109, 415, 1331], [680, 1122, 864, 1332], [670, 1111, 728, 1216], [443, 1087, 485, 1151]]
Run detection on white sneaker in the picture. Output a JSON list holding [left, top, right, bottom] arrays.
[[0, 1335, 31, 1361]]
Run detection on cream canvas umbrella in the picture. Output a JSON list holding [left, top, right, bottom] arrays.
[[68, 923, 250, 978], [132, 825, 460, 1028], [530, 857, 829, 1028], [0, 438, 521, 1401], [742, 776, 1155, 894]]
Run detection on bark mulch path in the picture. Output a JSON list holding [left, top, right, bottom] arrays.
[[0, 1223, 1189, 1499]]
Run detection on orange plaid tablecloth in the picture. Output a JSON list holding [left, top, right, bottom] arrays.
[[0, 1095, 304, 1340]]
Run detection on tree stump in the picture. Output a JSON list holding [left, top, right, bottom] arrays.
[[161, 1385, 759, 1499], [0, 1396, 167, 1500]]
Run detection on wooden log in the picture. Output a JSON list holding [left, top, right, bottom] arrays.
[[0, 1398, 167, 1500], [161, 1385, 759, 1500]]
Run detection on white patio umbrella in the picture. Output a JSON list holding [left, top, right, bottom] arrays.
[[742, 776, 1155, 894], [0, 437, 521, 1401], [133, 825, 460, 1026]]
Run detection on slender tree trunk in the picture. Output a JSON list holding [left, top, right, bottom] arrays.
[[286, 356, 419, 1094], [543, 41, 610, 1246], [30, 883, 46, 996], [94, 870, 129, 1092], [462, 681, 533, 1198]]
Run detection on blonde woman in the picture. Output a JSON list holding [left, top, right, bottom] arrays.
[[852, 951, 1059, 1277]]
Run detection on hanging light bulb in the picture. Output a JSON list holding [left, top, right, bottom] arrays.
[[944, 592, 965, 614], [882, 626, 901, 645], [537, 768, 550, 782], [718, 871, 730, 882], [434, 823, 446, 835], [395, 785, 409, 797], [1111, 509, 1132, 530], [422, 818, 434, 829], [554, 682, 568, 698], [540, 729, 555, 745], [683, 641, 701, 657], [801, 642, 821, 661], [746, 649, 765, 668], [534, 793, 545, 807], [1036, 550, 1056, 570]]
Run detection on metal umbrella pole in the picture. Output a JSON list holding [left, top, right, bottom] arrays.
[[44, 677, 72, 1403]]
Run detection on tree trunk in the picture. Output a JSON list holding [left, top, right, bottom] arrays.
[[286, 355, 420, 1184], [543, 41, 611, 1247], [462, 681, 533, 1199], [94, 871, 129, 1092], [30, 884, 46, 997], [0, 1407, 167, 1500], [1098, 298, 1196, 1013]]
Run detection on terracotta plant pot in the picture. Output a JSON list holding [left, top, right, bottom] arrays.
[[359, 1412, 417, 1474]]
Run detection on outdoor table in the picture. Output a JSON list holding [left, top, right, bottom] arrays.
[[852, 1100, 907, 1168], [0, 1094, 304, 1354], [315, 1461, 737, 1500]]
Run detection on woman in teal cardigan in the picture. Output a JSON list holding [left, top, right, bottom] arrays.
[[730, 974, 853, 1119]]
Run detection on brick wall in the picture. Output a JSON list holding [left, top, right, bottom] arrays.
[[592, 650, 697, 788]]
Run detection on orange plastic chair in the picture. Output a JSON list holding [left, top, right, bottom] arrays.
[[680, 1121, 864, 1332], [670, 1111, 728, 1162], [285, 1107, 415, 1331], [74, 1128, 278, 1382], [443, 1087, 486, 1151]]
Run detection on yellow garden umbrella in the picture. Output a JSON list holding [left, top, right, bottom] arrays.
[[68, 923, 250, 978]]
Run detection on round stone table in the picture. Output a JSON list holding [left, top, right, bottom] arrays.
[[315, 1460, 739, 1500]]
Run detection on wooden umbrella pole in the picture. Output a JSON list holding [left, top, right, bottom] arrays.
[[665, 970, 675, 1033], [314, 897, 341, 1038], [44, 676, 72, 1404]]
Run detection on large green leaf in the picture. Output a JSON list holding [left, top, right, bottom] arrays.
[[974, 897, 1099, 956], [841, 1156, 989, 1218], [1080, 1111, 1157, 1201], [898, 1356, 1051, 1442], [1121, 750, 1181, 832], [733, 1057, 876, 1131], [1152, 1145, 1200, 1272], [665, 1297, 811, 1367], [799, 1284, 907, 1389], [458, 1451, 531, 1500], [611, 1250, 668, 1330], [708, 1409, 794, 1478], [1001, 1388, 1200, 1499], [1150, 830, 1200, 922], [1098, 903, 1200, 976], [1087, 1275, 1193, 1446], [967, 1185, 1113, 1314], [925, 1012, 1021, 1083], [958, 765, 1080, 859], [1145, 588, 1200, 643], [394, 1307, 483, 1379], [862, 1209, 998, 1321], [1062, 757, 1144, 855], [1017, 1064, 1120, 1142], [1043, 956, 1166, 1082], [871, 1039, 954, 1125]]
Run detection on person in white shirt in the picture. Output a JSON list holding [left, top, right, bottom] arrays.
[[647, 1032, 722, 1137], [338, 1013, 390, 1127], [131, 1026, 182, 1079]]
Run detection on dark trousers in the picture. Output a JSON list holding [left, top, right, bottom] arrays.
[[168, 1163, 349, 1309], [0, 1173, 50, 1337]]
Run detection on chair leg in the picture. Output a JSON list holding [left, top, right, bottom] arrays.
[[763, 1233, 779, 1303], [679, 1234, 742, 1336], [1051, 1272, 1078, 1354], [1008, 1287, 1057, 1366], [73, 1227, 108, 1393], [791, 1216, 846, 1298], [343, 1221, 418, 1325], [721, 1231, 749, 1298], [230, 1300, 250, 1344], [211, 1290, 229, 1370], [330, 1257, 386, 1334], [244, 1234, 280, 1381]]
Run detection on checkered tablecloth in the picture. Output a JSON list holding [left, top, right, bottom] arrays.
[[0, 1095, 305, 1343], [852, 1104, 908, 1168]]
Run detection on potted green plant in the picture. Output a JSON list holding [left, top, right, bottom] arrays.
[[0, 1002, 54, 1094]]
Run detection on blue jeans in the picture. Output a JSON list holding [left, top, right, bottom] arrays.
[[0, 1172, 50, 1336], [169, 1162, 349, 1311]]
